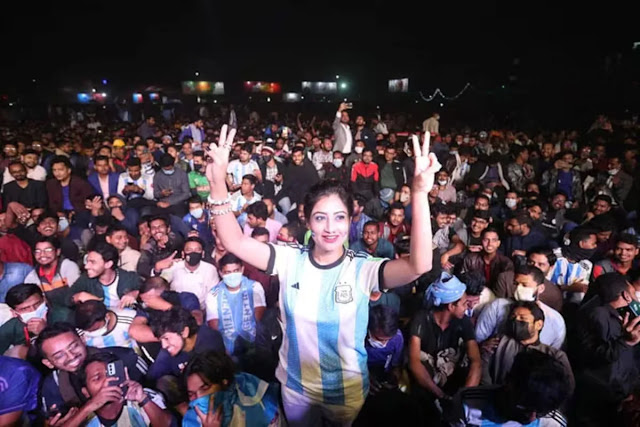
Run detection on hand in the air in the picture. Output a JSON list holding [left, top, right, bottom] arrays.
[[204, 125, 237, 188], [411, 132, 442, 194]]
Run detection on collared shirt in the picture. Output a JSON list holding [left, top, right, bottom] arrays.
[[162, 260, 220, 309]]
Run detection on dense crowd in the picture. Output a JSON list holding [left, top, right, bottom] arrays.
[[0, 103, 639, 426]]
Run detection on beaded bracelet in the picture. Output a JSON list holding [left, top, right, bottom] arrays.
[[211, 206, 233, 216], [207, 195, 231, 206]]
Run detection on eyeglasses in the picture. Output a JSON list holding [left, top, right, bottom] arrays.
[[34, 247, 55, 255]]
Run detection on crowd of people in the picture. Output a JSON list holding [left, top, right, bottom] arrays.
[[0, 102, 639, 426]]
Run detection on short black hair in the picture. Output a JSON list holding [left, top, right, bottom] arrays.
[[147, 215, 169, 228], [50, 155, 72, 170], [242, 174, 257, 186], [150, 307, 198, 338], [471, 209, 491, 221], [251, 227, 270, 239], [89, 242, 119, 269], [291, 146, 305, 155], [368, 305, 398, 337], [6, 283, 43, 309], [515, 265, 545, 285], [159, 153, 175, 167], [457, 271, 486, 296], [35, 322, 80, 359], [193, 150, 205, 159], [596, 272, 630, 303], [246, 201, 269, 221], [219, 253, 243, 269], [526, 247, 557, 267], [184, 236, 205, 250], [509, 301, 545, 323], [617, 233, 639, 248], [569, 227, 596, 246], [106, 223, 128, 237], [281, 222, 300, 242], [506, 350, 572, 415], [512, 212, 533, 228], [126, 156, 141, 167], [240, 142, 254, 154], [593, 194, 613, 205], [389, 202, 405, 213], [140, 276, 170, 294], [481, 227, 500, 240], [34, 234, 61, 250], [75, 300, 108, 330], [94, 155, 109, 164], [363, 220, 380, 232], [188, 195, 203, 205], [183, 351, 236, 391]]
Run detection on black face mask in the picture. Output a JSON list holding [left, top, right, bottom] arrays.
[[263, 155, 273, 163], [507, 319, 532, 341], [185, 252, 202, 266], [193, 163, 203, 172]]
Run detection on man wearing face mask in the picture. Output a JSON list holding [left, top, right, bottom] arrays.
[[105, 195, 139, 237], [480, 301, 574, 391], [75, 300, 140, 352], [475, 265, 566, 350], [346, 140, 365, 172], [182, 196, 214, 248], [353, 115, 376, 152], [0, 283, 72, 358], [161, 237, 219, 310], [205, 254, 266, 356], [187, 150, 211, 200], [604, 155, 633, 205], [153, 153, 191, 217], [571, 273, 640, 426], [325, 151, 350, 186]]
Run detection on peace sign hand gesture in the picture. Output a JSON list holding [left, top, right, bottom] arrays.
[[204, 125, 237, 189], [411, 132, 442, 194]]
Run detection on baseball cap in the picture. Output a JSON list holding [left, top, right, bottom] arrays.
[[113, 139, 125, 148]]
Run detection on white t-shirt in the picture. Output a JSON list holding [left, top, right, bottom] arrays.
[[205, 281, 266, 321], [163, 260, 220, 310]]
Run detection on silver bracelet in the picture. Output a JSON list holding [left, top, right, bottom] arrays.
[[211, 206, 233, 216], [208, 195, 231, 206]]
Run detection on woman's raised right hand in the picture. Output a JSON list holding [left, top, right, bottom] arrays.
[[204, 124, 236, 189]]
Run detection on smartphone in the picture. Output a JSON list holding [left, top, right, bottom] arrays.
[[617, 300, 640, 320], [107, 359, 128, 396], [46, 403, 73, 419], [345, 102, 353, 109]]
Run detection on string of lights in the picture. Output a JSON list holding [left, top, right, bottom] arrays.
[[418, 82, 472, 102]]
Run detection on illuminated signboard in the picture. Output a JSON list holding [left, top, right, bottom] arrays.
[[301, 81, 337, 94], [182, 81, 225, 95]]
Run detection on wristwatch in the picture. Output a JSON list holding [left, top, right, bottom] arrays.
[[139, 394, 151, 407]]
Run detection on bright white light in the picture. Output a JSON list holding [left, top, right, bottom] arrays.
[[32, 79, 36, 83], [340, 83, 347, 89], [8, 102, 13, 106], [101, 93, 107, 97], [440, 103, 444, 107], [195, 71, 199, 76], [336, 75, 340, 79], [92, 88, 96, 93], [267, 97, 271, 102], [344, 98, 347, 101], [301, 96, 304, 100], [213, 99, 217, 103]]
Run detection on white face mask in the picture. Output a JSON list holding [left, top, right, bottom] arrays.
[[635, 291, 640, 302], [223, 272, 243, 288], [20, 301, 48, 323], [190, 208, 204, 219], [84, 320, 108, 338], [368, 335, 388, 349], [608, 168, 619, 175], [514, 284, 537, 302], [505, 198, 517, 208], [333, 159, 343, 168], [58, 216, 69, 232], [400, 193, 410, 203], [438, 179, 448, 186], [354, 146, 364, 154]]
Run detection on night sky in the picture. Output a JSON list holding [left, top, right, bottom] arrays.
[[1, 0, 638, 121]]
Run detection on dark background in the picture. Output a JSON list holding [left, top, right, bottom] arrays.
[[1, 0, 638, 128]]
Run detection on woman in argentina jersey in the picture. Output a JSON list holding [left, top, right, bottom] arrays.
[[204, 126, 440, 426]]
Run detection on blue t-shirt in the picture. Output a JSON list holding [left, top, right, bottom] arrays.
[[557, 170, 573, 201], [365, 330, 404, 373], [61, 185, 74, 211], [148, 325, 225, 379], [0, 356, 41, 420]]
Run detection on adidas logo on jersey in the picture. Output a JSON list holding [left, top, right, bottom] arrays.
[[291, 282, 300, 290]]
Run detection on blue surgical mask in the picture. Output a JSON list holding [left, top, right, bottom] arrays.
[[190, 208, 204, 219], [223, 272, 243, 288], [185, 394, 222, 427], [58, 216, 69, 232], [163, 168, 175, 175]]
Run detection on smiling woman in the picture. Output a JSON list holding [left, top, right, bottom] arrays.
[[202, 125, 440, 425]]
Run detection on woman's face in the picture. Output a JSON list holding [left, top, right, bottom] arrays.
[[308, 194, 349, 254], [186, 373, 222, 401]]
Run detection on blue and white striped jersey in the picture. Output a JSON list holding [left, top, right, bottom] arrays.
[[78, 309, 138, 351], [227, 159, 260, 186], [547, 250, 592, 304], [267, 243, 387, 406]]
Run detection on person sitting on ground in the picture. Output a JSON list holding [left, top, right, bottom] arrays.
[[351, 220, 396, 258]]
